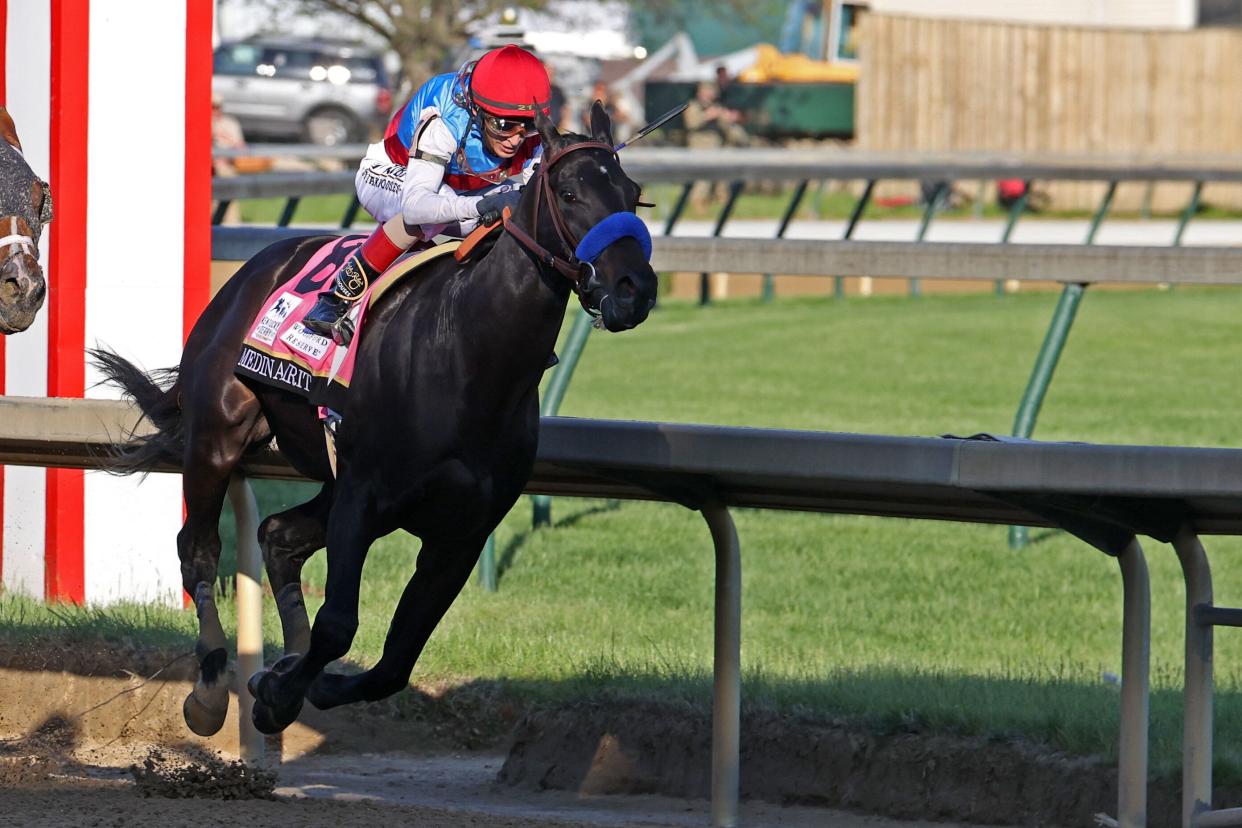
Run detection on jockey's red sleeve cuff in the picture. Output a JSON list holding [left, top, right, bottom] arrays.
[[361, 227, 406, 272]]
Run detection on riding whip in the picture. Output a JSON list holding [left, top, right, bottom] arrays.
[[613, 102, 689, 152]]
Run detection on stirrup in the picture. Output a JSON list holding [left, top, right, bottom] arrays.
[[303, 293, 348, 336], [331, 313, 355, 347]]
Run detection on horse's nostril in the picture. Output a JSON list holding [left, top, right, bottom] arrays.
[[614, 277, 637, 303]]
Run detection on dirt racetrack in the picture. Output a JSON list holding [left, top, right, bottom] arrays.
[[0, 655, 1003, 828], [0, 638, 1199, 827]]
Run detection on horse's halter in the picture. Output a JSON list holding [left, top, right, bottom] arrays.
[[0, 215, 37, 275], [501, 139, 618, 312], [0, 142, 49, 267]]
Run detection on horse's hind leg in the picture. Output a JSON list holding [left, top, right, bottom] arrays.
[[259, 483, 332, 658], [306, 530, 488, 710], [180, 377, 266, 737]]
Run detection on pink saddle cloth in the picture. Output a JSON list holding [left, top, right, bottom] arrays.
[[236, 234, 441, 410]]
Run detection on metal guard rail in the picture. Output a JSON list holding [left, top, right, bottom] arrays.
[[5, 394, 1242, 827], [211, 148, 1242, 200], [211, 226, 1242, 287]]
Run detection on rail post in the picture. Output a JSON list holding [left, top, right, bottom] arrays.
[[836, 179, 876, 299], [1173, 181, 1203, 247], [531, 309, 595, 528], [662, 182, 693, 236], [761, 180, 810, 303], [340, 195, 362, 229], [995, 179, 1032, 296], [911, 181, 947, 297], [703, 502, 741, 828], [1009, 180, 1115, 548], [1173, 528, 1213, 827], [478, 534, 497, 592], [1115, 537, 1151, 828], [228, 476, 265, 765], [699, 181, 744, 306], [211, 201, 232, 226], [276, 197, 301, 228]]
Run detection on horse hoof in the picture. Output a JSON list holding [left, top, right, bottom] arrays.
[[251, 696, 302, 735], [246, 668, 271, 701], [246, 654, 300, 702], [305, 672, 349, 711], [182, 687, 229, 737], [270, 652, 301, 673]]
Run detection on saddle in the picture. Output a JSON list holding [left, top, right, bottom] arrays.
[[236, 236, 460, 412]]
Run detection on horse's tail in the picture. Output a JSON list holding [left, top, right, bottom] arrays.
[[88, 347, 184, 476]]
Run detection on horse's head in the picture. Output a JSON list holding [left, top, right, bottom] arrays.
[[0, 108, 50, 334], [514, 100, 657, 332]]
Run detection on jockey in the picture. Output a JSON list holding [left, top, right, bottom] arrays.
[[303, 45, 551, 344]]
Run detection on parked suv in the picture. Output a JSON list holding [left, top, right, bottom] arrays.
[[213, 38, 392, 145]]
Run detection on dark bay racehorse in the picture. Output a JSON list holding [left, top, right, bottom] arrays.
[[0, 106, 51, 334], [94, 103, 657, 735]]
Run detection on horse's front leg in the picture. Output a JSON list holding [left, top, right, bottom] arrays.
[[247, 486, 378, 734], [306, 458, 517, 710], [305, 528, 491, 710]]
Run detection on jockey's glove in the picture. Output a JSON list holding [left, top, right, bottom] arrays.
[[477, 188, 523, 225]]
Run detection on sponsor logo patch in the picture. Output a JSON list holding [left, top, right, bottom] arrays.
[[253, 292, 302, 345], [280, 321, 332, 361]]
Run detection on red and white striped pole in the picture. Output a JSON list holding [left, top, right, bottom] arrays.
[[1, 0, 213, 606]]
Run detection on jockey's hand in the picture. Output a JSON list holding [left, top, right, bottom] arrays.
[[477, 188, 523, 225]]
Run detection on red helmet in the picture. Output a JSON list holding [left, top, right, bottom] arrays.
[[470, 45, 550, 119]]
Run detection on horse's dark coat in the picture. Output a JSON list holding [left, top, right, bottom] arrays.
[[94, 103, 658, 735]]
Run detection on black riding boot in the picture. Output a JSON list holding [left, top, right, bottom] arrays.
[[303, 250, 379, 346]]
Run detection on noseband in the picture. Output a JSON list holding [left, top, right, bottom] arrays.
[[500, 140, 618, 310], [0, 216, 36, 267]]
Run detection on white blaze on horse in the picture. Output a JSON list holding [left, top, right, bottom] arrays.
[[0, 106, 50, 334]]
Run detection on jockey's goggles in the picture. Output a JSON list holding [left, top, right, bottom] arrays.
[[481, 112, 537, 140]]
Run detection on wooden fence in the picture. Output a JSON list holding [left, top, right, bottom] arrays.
[[858, 13, 1242, 211]]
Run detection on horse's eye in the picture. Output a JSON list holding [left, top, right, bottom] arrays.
[[559, 189, 577, 203]]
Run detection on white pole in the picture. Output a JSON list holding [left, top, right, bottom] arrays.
[[1116, 538, 1150, 828], [228, 475, 265, 764], [703, 503, 741, 828]]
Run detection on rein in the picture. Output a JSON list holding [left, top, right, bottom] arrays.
[[501, 139, 617, 305]]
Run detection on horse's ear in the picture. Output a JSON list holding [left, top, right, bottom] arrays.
[[0, 107, 22, 151], [589, 100, 613, 146], [533, 101, 563, 156]]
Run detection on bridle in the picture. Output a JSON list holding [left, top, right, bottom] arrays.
[[0, 142, 46, 269], [500, 139, 618, 312], [0, 217, 36, 267]]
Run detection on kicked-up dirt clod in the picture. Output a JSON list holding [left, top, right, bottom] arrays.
[[129, 747, 278, 799]]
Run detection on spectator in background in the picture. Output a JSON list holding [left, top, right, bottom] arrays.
[[211, 91, 247, 176], [683, 80, 746, 207], [584, 80, 632, 143], [211, 91, 247, 224], [713, 66, 748, 148]]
